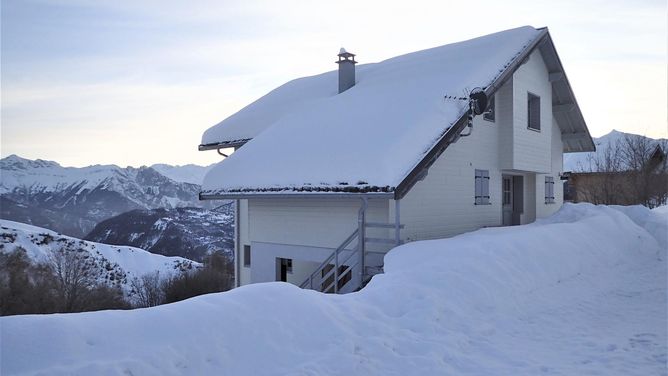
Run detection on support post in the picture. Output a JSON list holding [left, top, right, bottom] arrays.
[[358, 197, 368, 284], [394, 199, 401, 246]]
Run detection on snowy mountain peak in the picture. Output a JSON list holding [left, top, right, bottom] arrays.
[[1, 155, 214, 237], [0, 154, 61, 170]]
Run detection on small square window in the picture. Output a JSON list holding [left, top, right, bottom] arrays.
[[243, 245, 251, 267], [483, 95, 495, 122], [528, 93, 540, 131]]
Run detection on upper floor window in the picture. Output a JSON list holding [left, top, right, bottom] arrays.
[[475, 169, 490, 205], [527, 93, 541, 131], [483, 95, 495, 122], [545, 176, 555, 204]]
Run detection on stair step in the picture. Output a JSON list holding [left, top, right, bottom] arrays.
[[365, 265, 384, 275], [365, 222, 405, 229], [365, 237, 397, 244]]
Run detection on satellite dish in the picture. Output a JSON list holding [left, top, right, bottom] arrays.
[[469, 88, 488, 115]]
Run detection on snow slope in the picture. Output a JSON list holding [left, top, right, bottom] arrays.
[[0, 220, 198, 297], [1, 204, 666, 375], [202, 26, 542, 195]]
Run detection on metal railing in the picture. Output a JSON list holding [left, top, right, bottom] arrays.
[[299, 228, 359, 293], [299, 197, 404, 294]]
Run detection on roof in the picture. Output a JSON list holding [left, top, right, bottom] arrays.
[[201, 26, 594, 199]]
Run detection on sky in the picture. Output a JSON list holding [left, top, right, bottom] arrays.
[[1, 0, 666, 167]]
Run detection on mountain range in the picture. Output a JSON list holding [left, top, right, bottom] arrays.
[[85, 204, 234, 262], [0, 155, 216, 238]]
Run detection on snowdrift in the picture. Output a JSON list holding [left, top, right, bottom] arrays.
[[1, 204, 666, 375]]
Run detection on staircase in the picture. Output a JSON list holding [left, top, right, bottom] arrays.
[[299, 199, 403, 294]]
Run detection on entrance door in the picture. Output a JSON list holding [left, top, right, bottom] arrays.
[[502, 176, 513, 226], [276, 258, 292, 282]]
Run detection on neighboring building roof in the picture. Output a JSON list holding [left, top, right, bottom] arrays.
[[201, 26, 595, 199]]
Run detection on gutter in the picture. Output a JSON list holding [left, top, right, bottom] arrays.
[[198, 139, 249, 151], [200, 192, 395, 200]]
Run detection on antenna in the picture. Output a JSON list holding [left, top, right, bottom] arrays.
[[444, 87, 488, 140]]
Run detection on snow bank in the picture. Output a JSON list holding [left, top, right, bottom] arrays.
[[2, 204, 666, 375]]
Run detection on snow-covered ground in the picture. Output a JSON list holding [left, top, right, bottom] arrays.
[[1, 204, 666, 375], [0, 219, 199, 297]]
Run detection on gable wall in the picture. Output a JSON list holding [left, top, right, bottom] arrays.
[[509, 50, 553, 172], [397, 81, 510, 241], [398, 49, 563, 242]]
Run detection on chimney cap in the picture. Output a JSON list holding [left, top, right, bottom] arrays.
[[337, 47, 357, 63]]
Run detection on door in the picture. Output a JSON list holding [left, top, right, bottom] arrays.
[[502, 176, 513, 226], [276, 258, 292, 282]]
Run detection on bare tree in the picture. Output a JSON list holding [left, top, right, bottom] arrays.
[[49, 248, 97, 312], [130, 271, 165, 308], [572, 135, 667, 208]]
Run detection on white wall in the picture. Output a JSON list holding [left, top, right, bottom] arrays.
[[536, 117, 565, 219], [400, 49, 562, 240], [510, 50, 553, 173], [241, 198, 389, 285]]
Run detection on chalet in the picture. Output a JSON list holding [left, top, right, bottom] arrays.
[[198, 26, 595, 293]]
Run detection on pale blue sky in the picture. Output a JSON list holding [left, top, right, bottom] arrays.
[[1, 0, 666, 167]]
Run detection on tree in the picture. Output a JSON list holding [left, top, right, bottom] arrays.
[[130, 271, 165, 308], [163, 252, 234, 304], [49, 248, 98, 312], [573, 135, 667, 208]]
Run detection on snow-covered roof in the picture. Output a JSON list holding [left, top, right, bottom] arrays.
[[201, 26, 591, 198]]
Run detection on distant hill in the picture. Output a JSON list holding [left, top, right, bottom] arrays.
[[85, 204, 234, 262], [0, 219, 198, 299], [563, 130, 667, 172]]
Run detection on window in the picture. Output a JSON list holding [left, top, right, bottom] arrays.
[[502, 177, 511, 205], [545, 176, 555, 204], [483, 95, 495, 122], [527, 93, 540, 131], [243, 245, 251, 267], [475, 169, 490, 205]]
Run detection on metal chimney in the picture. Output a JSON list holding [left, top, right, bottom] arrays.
[[336, 48, 357, 93]]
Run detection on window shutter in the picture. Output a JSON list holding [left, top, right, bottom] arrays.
[[482, 170, 490, 204], [474, 169, 490, 205], [545, 176, 555, 203]]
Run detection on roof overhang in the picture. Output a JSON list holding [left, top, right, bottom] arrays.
[[536, 33, 596, 153]]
